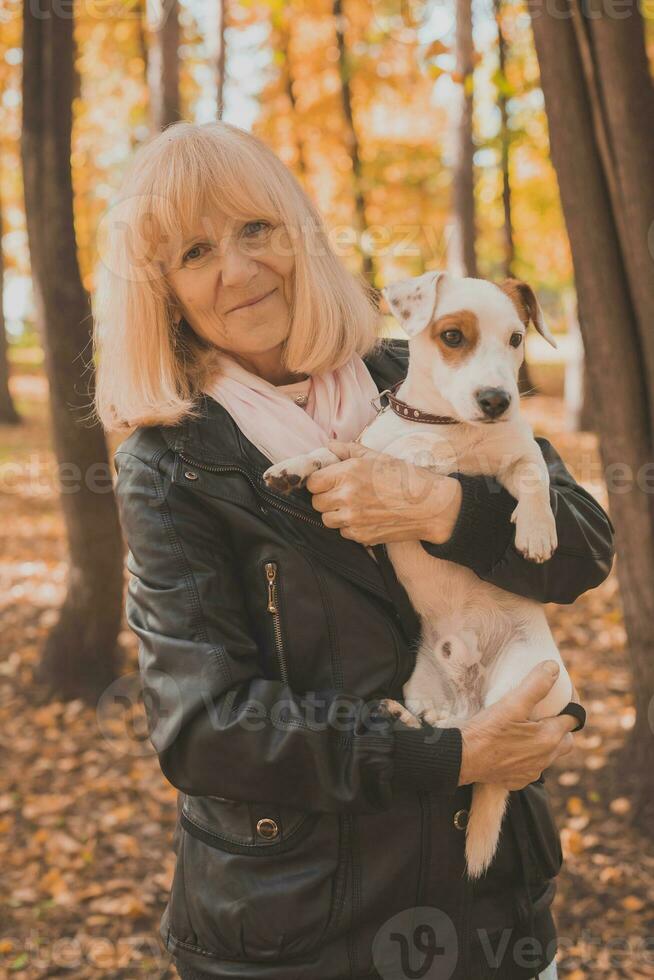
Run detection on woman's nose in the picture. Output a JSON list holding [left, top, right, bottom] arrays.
[[220, 244, 258, 288]]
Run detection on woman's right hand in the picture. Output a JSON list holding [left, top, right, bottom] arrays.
[[457, 661, 576, 790]]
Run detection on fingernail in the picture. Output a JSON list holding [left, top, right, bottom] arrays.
[[544, 661, 559, 676]]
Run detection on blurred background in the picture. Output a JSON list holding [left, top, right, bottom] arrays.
[[0, 0, 653, 977]]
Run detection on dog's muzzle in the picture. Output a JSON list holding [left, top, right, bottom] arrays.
[[475, 387, 511, 419]]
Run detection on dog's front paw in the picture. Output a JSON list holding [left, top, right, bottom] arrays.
[[377, 699, 422, 730], [263, 455, 319, 494], [511, 499, 558, 563]]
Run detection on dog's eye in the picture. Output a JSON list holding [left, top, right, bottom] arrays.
[[510, 332, 523, 348], [441, 329, 463, 348]]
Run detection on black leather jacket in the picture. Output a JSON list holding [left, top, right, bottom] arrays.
[[114, 338, 614, 980]]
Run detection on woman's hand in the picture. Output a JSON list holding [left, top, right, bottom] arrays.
[[305, 440, 462, 547], [457, 661, 577, 790]]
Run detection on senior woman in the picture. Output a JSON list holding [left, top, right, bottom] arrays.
[[94, 121, 613, 980]]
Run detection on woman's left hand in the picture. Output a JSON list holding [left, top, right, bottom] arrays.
[[304, 440, 462, 547]]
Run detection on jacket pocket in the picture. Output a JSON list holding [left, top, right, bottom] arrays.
[[475, 778, 562, 895], [170, 795, 348, 961]]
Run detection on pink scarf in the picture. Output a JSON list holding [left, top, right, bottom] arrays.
[[202, 353, 380, 464]]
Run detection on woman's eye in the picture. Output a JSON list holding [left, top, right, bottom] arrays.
[[182, 243, 209, 263], [510, 332, 523, 348], [441, 329, 463, 348], [242, 220, 271, 237]]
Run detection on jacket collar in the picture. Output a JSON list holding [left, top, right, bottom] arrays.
[[158, 338, 418, 636]]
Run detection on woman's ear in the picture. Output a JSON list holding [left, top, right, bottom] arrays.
[[168, 301, 184, 327]]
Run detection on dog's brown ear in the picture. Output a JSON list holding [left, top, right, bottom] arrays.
[[382, 271, 447, 337], [500, 278, 557, 349]]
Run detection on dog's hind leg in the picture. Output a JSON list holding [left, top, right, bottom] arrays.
[[464, 614, 572, 876], [482, 616, 572, 721]]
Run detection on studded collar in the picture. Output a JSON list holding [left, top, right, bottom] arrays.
[[380, 380, 460, 425]]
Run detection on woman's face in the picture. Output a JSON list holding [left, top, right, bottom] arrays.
[[165, 211, 295, 369]]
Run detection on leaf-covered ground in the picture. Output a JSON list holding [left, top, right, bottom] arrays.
[[1, 370, 652, 979]]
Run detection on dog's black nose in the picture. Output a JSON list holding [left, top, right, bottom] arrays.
[[476, 387, 511, 418]]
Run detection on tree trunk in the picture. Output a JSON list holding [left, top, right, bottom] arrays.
[[494, 0, 535, 394], [529, 0, 654, 827], [0, 184, 20, 425], [134, 0, 152, 139], [494, 0, 514, 279], [21, 0, 125, 703], [216, 0, 227, 117], [278, 13, 308, 177], [148, 0, 181, 130], [333, 0, 375, 285], [570, 0, 654, 436], [449, 0, 478, 277]]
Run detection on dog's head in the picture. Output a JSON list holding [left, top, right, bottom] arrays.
[[382, 271, 557, 424]]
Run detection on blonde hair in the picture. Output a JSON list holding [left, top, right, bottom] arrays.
[[93, 120, 381, 431]]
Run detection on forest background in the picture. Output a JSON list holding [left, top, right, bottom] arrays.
[[1, 0, 653, 977]]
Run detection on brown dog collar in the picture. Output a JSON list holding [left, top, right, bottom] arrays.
[[378, 381, 460, 425]]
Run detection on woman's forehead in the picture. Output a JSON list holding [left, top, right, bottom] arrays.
[[179, 209, 233, 242]]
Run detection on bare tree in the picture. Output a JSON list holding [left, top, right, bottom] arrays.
[[21, 0, 124, 702], [529, 0, 654, 825], [216, 0, 227, 117], [148, 0, 181, 130], [274, 5, 308, 177], [136, 0, 149, 89], [333, 0, 375, 284], [494, 0, 535, 394], [449, 0, 478, 277], [0, 178, 20, 425], [494, 0, 514, 278]]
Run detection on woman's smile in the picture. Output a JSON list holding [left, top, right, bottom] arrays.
[[165, 211, 295, 374], [227, 287, 277, 314]]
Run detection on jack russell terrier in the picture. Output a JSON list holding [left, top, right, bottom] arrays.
[[263, 271, 580, 878]]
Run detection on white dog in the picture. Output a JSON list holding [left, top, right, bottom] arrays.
[[263, 271, 574, 877]]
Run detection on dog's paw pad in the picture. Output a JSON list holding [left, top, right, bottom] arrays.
[[263, 465, 309, 494], [514, 528, 558, 563], [511, 501, 557, 563], [377, 699, 422, 729]]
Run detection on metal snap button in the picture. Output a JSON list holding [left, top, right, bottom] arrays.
[[256, 817, 279, 840], [453, 808, 469, 831], [184, 470, 199, 481]]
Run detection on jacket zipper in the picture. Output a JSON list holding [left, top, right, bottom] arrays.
[[178, 453, 323, 529], [264, 561, 289, 684], [180, 452, 404, 691]]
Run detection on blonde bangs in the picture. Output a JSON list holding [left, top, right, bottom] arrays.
[[93, 121, 381, 432]]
